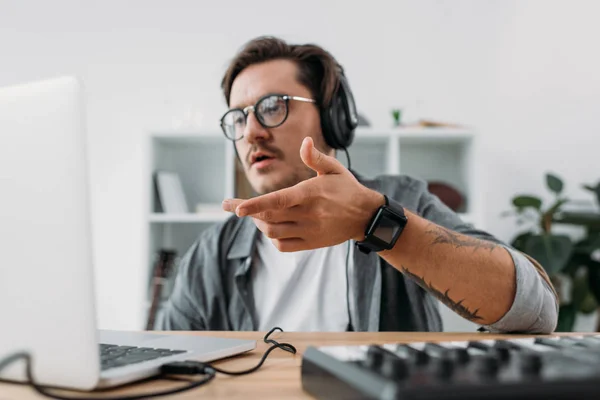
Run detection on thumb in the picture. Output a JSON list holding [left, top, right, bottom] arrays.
[[300, 137, 345, 176]]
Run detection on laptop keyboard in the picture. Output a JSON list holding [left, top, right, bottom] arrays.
[[99, 343, 188, 371]]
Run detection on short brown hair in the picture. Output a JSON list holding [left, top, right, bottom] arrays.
[[221, 36, 343, 109]]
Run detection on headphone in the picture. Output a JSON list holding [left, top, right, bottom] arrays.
[[319, 71, 359, 150]]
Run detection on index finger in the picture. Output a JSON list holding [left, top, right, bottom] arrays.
[[236, 185, 309, 217], [222, 198, 245, 213]]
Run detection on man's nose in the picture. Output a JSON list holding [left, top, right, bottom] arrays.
[[244, 111, 270, 144]]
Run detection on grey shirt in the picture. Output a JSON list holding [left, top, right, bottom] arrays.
[[158, 173, 558, 333]]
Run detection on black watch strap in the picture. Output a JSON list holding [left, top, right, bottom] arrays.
[[356, 240, 386, 254], [355, 195, 408, 254]]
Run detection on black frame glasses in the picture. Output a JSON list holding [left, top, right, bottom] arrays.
[[219, 93, 316, 141]]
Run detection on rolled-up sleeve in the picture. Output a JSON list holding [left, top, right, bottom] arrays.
[[483, 249, 558, 333]]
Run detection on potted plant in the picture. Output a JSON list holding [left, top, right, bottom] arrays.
[[505, 173, 600, 331]]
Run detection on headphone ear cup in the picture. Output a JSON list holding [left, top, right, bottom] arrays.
[[328, 93, 345, 149], [336, 75, 358, 148], [320, 73, 358, 150], [320, 105, 336, 149]]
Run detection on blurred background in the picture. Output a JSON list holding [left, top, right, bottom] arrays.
[[1, 0, 599, 333]]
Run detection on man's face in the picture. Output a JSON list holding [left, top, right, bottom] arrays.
[[228, 59, 332, 195]]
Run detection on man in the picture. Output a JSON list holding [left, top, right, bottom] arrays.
[[159, 36, 558, 333]]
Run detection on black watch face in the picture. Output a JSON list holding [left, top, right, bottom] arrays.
[[372, 208, 406, 245]]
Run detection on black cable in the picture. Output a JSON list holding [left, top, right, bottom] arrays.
[[0, 327, 295, 400], [0, 352, 216, 400], [342, 147, 352, 171], [162, 327, 296, 377], [211, 344, 288, 376], [345, 239, 353, 331], [262, 327, 296, 354], [215, 327, 297, 375]]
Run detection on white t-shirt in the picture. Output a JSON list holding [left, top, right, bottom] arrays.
[[250, 233, 351, 331]]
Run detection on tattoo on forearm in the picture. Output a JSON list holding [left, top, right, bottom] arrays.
[[426, 224, 497, 253], [401, 265, 483, 321]]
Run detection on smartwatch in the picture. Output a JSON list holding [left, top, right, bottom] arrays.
[[355, 195, 408, 254]]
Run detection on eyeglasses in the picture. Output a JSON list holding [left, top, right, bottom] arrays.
[[220, 93, 316, 141]]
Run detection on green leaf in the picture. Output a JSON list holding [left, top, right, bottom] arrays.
[[556, 304, 577, 332], [512, 195, 542, 210], [572, 273, 597, 314], [546, 173, 564, 195], [579, 292, 598, 314], [510, 232, 533, 252], [553, 211, 600, 230], [524, 234, 574, 274]]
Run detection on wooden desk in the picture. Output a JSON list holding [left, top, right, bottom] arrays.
[[0, 331, 575, 399]]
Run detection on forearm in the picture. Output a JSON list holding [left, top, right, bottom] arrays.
[[379, 209, 516, 325]]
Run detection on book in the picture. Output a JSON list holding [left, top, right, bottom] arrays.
[[234, 158, 255, 199], [146, 249, 177, 330], [154, 171, 189, 214]]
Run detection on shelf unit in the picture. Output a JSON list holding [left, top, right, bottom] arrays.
[[144, 126, 482, 331]]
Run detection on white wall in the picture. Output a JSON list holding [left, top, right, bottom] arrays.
[[1, 0, 599, 330]]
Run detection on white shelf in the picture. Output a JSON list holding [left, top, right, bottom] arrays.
[[149, 212, 229, 223], [151, 132, 222, 144], [355, 126, 473, 142]]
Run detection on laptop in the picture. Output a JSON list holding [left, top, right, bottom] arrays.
[[0, 76, 256, 391]]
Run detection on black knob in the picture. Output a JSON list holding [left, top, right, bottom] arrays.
[[395, 344, 429, 366], [381, 356, 410, 381], [412, 349, 430, 366], [364, 346, 385, 370], [434, 355, 454, 380], [475, 355, 500, 378], [451, 348, 470, 364], [469, 341, 510, 363], [520, 353, 543, 376], [494, 340, 516, 350], [468, 341, 491, 351], [425, 343, 470, 364], [424, 343, 446, 357], [490, 347, 511, 364]]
